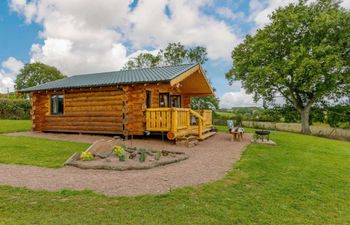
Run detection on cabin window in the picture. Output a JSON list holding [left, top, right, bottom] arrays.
[[159, 93, 170, 107], [171, 95, 182, 108], [146, 91, 152, 108], [51, 94, 64, 115]]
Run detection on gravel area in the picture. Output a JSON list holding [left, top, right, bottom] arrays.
[[0, 132, 251, 196]]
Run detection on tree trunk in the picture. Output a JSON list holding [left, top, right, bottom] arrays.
[[300, 107, 311, 134]]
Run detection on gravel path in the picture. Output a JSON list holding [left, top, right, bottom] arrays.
[[0, 132, 251, 196]]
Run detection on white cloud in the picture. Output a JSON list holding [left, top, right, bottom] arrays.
[[216, 7, 245, 20], [127, 0, 240, 60], [220, 88, 259, 108], [0, 57, 24, 93], [8, 0, 241, 78]]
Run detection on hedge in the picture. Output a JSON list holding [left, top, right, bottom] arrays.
[[0, 98, 31, 120]]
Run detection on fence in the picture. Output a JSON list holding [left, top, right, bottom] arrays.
[[242, 121, 350, 141]]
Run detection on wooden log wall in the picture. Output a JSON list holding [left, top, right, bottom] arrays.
[[32, 87, 126, 134], [31, 83, 194, 136]]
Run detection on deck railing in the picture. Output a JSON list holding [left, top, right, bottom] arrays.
[[196, 110, 213, 127], [145, 108, 171, 131], [145, 107, 212, 140]]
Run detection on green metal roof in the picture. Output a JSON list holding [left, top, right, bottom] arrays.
[[19, 64, 198, 92]]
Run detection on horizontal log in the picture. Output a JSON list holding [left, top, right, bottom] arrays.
[[65, 105, 123, 112], [44, 125, 124, 132], [42, 129, 124, 135], [65, 95, 123, 102], [64, 100, 123, 107], [65, 90, 123, 98], [45, 121, 123, 127], [45, 116, 122, 123], [64, 111, 124, 117]]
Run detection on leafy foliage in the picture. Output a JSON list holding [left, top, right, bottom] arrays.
[[190, 96, 219, 110], [123, 43, 208, 70], [15, 62, 66, 90], [326, 104, 350, 128], [226, 0, 350, 133], [0, 98, 31, 120]]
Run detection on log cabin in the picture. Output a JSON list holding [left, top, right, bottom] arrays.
[[19, 64, 216, 140]]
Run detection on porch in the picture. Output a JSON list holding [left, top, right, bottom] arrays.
[[145, 108, 215, 140]]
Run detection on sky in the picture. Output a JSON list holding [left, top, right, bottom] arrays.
[[0, 0, 349, 108]]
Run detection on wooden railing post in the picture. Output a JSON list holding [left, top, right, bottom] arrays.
[[166, 107, 177, 140], [187, 109, 191, 128], [198, 118, 203, 140]]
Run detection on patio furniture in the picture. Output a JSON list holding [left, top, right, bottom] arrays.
[[230, 127, 244, 142], [255, 130, 270, 141]]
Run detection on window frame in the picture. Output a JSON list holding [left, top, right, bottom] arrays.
[[170, 95, 182, 108], [146, 90, 152, 108], [50, 94, 64, 116], [159, 92, 170, 108]]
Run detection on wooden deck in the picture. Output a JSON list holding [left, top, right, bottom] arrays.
[[145, 108, 215, 140]]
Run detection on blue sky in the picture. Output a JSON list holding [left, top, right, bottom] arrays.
[[1, 0, 349, 108]]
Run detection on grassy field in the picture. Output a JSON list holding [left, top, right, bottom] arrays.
[[0, 119, 349, 224], [214, 110, 235, 119], [0, 120, 89, 168], [0, 120, 31, 133], [0, 136, 89, 168]]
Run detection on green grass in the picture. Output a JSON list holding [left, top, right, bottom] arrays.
[[0, 131, 349, 224], [215, 124, 255, 133], [0, 136, 89, 168], [215, 111, 236, 119], [0, 120, 31, 133]]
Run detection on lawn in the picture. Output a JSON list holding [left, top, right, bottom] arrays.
[[0, 130, 349, 224], [0, 120, 89, 168], [214, 110, 235, 119], [0, 120, 31, 133], [0, 136, 89, 168]]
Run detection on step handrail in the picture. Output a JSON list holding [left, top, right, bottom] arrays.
[[189, 109, 205, 139]]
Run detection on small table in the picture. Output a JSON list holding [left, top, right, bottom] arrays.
[[230, 129, 244, 142]]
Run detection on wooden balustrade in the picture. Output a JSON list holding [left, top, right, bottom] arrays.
[[195, 110, 212, 127], [175, 108, 190, 130], [145, 107, 212, 140], [145, 108, 171, 131]]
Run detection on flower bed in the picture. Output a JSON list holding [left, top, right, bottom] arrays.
[[66, 144, 189, 171]]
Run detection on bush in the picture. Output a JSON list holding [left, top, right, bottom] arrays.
[[0, 98, 31, 120], [80, 151, 94, 161], [114, 145, 126, 161]]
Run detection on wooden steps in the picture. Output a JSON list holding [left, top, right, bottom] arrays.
[[198, 131, 216, 140], [175, 136, 199, 148]]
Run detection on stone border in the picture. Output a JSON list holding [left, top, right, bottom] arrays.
[[66, 150, 189, 171]]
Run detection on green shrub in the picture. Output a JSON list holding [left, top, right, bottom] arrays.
[[0, 98, 31, 120], [139, 151, 146, 162], [114, 145, 126, 161], [80, 151, 94, 161]]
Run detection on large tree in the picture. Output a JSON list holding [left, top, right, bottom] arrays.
[[15, 62, 65, 90], [124, 42, 219, 110], [226, 0, 350, 133]]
